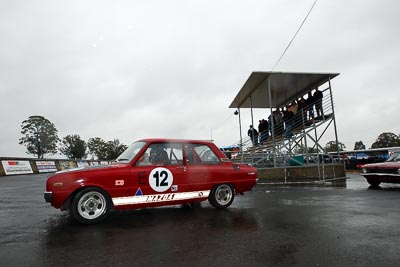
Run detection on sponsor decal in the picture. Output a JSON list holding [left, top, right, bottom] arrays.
[[112, 190, 210, 206], [135, 188, 143, 196], [171, 185, 178, 192], [115, 180, 124, 186], [2, 160, 33, 175], [36, 161, 57, 173]]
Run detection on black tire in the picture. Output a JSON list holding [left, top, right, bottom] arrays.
[[208, 184, 235, 209], [367, 179, 381, 187], [70, 187, 111, 224]]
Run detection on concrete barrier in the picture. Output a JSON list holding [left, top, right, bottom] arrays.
[[257, 164, 346, 184]]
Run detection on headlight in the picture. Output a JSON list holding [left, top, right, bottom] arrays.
[[361, 168, 367, 174]]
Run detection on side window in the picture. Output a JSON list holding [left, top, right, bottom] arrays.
[[185, 144, 220, 165], [137, 143, 183, 166]]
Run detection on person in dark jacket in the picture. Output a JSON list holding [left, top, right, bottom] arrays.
[[313, 87, 323, 117], [258, 119, 269, 144], [248, 125, 259, 146]]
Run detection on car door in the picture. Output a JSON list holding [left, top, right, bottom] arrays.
[[184, 143, 224, 192], [125, 142, 187, 208]]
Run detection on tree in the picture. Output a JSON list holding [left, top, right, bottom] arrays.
[[106, 139, 128, 160], [88, 137, 109, 160], [354, 141, 366, 150], [293, 145, 319, 154], [325, 141, 346, 153], [59, 134, 87, 160], [19, 115, 59, 158], [371, 132, 400, 148]]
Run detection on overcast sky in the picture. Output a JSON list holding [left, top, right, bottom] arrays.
[[1, 0, 399, 158]]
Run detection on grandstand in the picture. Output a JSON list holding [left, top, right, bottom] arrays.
[[228, 71, 346, 183]]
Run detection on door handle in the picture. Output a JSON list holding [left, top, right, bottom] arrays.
[[175, 166, 187, 172]]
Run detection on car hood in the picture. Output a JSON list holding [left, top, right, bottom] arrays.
[[363, 162, 400, 169], [55, 163, 126, 174]]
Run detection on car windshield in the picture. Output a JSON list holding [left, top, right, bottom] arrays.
[[387, 152, 400, 162], [116, 141, 146, 163]]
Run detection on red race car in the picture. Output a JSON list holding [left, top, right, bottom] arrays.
[[361, 151, 400, 187], [44, 139, 258, 224]]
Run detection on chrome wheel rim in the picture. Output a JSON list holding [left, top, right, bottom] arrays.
[[77, 191, 107, 220], [215, 185, 232, 205]]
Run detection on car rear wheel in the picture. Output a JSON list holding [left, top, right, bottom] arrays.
[[367, 179, 381, 187], [208, 184, 235, 209], [70, 187, 111, 224]]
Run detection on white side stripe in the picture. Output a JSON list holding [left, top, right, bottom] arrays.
[[112, 190, 210, 206]]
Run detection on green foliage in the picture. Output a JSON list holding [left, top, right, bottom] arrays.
[[106, 139, 128, 160], [19, 115, 59, 158], [325, 141, 346, 153], [293, 145, 319, 154], [88, 138, 128, 160], [88, 137, 109, 160], [353, 141, 366, 150], [371, 132, 400, 148], [60, 135, 87, 160]]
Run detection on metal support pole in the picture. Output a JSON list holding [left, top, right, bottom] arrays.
[[314, 122, 321, 180], [267, 77, 277, 167], [250, 96, 254, 129], [238, 108, 243, 163], [329, 78, 340, 158], [301, 108, 309, 164]]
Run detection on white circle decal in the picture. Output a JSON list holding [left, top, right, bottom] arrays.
[[149, 167, 173, 192]]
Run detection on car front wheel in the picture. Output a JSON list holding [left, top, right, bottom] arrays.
[[208, 184, 235, 209], [70, 187, 111, 224]]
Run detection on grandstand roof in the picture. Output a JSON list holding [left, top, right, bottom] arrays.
[[229, 71, 339, 109]]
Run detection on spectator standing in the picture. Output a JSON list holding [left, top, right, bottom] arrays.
[[248, 125, 259, 146], [298, 97, 307, 125], [274, 109, 284, 136], [306, 92, 315, 120], [313, 87, 323, 117], [258, 119, 269, 144], [283, 105, 294, 138]]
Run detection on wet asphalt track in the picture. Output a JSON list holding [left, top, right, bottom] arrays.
[[1, 173, 400, 266]]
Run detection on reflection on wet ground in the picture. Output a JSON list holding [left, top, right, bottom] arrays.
[[1, 173, 400, 266]]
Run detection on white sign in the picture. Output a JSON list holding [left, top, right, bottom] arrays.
[[36, 161, 57, 173], [149, 167, 173, 192], [2, 160, 33, 175], [77, 161, 89, 168]]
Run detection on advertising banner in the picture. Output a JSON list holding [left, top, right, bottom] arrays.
[[2, 160, 33, 175], [59, 161, 77, 170], [77, 161, 89, 168], [36, 161, 57, 173], [100, 161, 109, 165]]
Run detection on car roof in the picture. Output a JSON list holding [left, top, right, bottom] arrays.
[[138, 138, 215, 145]]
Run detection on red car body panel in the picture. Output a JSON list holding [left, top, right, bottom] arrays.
[[361, 160, 400, 185], [45, 138, 258, 211]]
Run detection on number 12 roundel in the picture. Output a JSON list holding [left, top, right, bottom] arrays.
[[149, 167, 174, 192]]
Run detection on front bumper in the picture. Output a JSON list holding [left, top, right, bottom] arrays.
[[44, 191, 52, 203]]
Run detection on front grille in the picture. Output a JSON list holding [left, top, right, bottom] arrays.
[[368, 168, 398, 174]]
